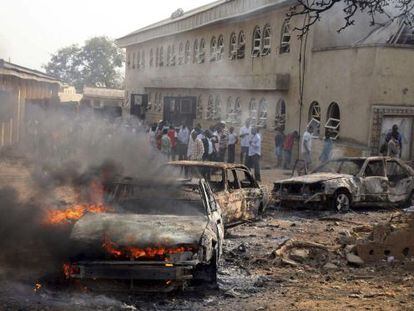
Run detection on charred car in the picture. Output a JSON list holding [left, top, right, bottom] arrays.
[[168, 161, 269, 227], [273, 157, 414, 212], [64, 179, 224, 291]]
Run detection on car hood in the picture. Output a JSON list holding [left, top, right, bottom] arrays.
[[70, 213, 208, 248], [275, 173, 353, 184]]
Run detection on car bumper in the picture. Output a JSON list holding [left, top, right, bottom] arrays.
[[66, 260, 199, 281], [273, 192, 328, 205]]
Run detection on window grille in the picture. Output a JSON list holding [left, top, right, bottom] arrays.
[[252, 26, 262, 57], [280, 20, 291, 54], [262, 24, 271, 56]]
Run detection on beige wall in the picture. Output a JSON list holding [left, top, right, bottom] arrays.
[[123, 4, 414, 163]]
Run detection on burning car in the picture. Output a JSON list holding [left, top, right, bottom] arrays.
[[168, 161, 269, 228], [273, 157, 414, 212], [63, 178, 224, 291]]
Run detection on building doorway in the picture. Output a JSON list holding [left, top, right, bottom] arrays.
[[130, 94, 148, 120], [380, 117, 413, 160], [163, 96, 196, 127]]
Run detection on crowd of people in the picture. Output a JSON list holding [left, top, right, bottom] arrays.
[[147, 119, 262, 181]]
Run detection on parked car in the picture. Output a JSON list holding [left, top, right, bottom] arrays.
[[65, 178, 224, 291], [272, 157, 414, 211], [168, 161, 269, 228]]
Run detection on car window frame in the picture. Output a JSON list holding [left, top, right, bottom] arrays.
[[362, 159, 386, 178]]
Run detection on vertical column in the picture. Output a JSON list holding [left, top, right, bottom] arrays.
[[1, 122, 4, 147], [16, 88, 21, 143]]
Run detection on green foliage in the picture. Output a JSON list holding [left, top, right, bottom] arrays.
[[43, 37, 125, 90]]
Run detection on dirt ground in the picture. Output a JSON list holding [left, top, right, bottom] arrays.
[[0, 163, 413, 311]]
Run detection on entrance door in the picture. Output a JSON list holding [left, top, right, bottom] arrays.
[[163, 96, 196, 127], [380, 117, 413, 160], [130, 94, 148, 120]]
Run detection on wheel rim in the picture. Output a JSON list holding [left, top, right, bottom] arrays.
[[336, 193, 350, 211]]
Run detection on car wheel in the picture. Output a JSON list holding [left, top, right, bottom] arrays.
[[193, 250, 218, 285], [332, 190, 351, 212]]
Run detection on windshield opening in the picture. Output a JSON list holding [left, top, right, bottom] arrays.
[[313, 159, 365, 175]]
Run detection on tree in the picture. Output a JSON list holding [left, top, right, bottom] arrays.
[[44, 37, 125, 90], [288, 0, 414, 36], [43, 45, 82, 88]]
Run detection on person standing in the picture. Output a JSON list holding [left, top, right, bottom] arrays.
[[301, 126, 313, 170], [385, 124, 402, 157], [282, 131, 298, 169], [189, 131, 205, 161], [239, 119, 251, 165], [388, 132, 401, 158], [177, 124, 189, 160], [160, 128, 171, 158], [248, 127, 261, 182], [218, 122, 229, 162], [167, 125, 177, 160], [319, 130, 333, 163], [274, 128, 285, 168], [227, 127, 238, 163]]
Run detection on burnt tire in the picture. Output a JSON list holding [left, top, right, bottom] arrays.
[[332, 189, 351, 213]]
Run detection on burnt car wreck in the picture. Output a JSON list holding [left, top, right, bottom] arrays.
[[273, 157, 414, 211], [167, 161, 269, 228], [64, 179, 224, 291]]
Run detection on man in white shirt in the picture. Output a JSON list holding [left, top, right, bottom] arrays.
[[248, 127, 261, 182], [177, 124, 189, 160], [301, 126, 313, 170], [227, 126, 238, 163], [239, 119, 251, 165]]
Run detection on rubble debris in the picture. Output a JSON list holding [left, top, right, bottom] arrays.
[[346, 253, 364, 266], [322, 263, 338, 270], [353, 212, 414, 262], [274, 240, 331, 267]]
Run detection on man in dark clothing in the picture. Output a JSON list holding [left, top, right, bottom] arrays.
[[274, 129, 285, 168], [385, 124, 402, 157]]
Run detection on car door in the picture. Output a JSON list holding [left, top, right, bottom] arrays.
[[200, 180, 224, 257], [218, 169, 245, 226], [360, 159, 388, 202], [235, 168, 264, 219], [386, 159, 413, 203]]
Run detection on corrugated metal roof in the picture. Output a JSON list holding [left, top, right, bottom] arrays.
[[83, 87, 124, 99], [0, 59, 61, 84]]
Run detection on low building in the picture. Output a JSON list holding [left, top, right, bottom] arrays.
[[117, 0, 414, 162], [80, 87, 124, 119], [0, 59, 60, 147]]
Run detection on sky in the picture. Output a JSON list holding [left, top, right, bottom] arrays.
[[0, 0, 212, 71]]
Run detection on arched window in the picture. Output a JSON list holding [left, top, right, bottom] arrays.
[[156, 47, 159, 67], [280, 19, 291, 54], [167, 46, 171, 66], [258, 98, 268, 128], [238, 31, 246, 59], [159, 46, 164, 66], [132, 52, 136, 69], [171, 45, 176, 66], [137, 51, 141, 69], [210, 36, 217, 61], [193, 39, 199, 63], [308, 101, 321, 136], [234, 97, 242, 124], [149, 49, 154, 67], [262, 24, 271, 56], [252, 26, 262, 57], [196, 95, 203, 119], [229, 32, 237, 60], [326, 102, 341, 139], [178, 42, 184, 65], [249, 98, 258, 125], [126, 53, 131, 69], [185, 41, 190, 64], [226, 96, 234, 123], [141, 50, 145, 69], [216, 35, 224, 61], [207, 95, 214, 120], [275, 98, 286, 130], [214, 95, 222, 120], [199, 38, 206, 63]]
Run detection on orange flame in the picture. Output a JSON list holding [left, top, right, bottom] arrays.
[[45, 204, 109, 225], [102, 236, 192, 260]]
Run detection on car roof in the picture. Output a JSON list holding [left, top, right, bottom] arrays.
[[168, 160, 249, 170]]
